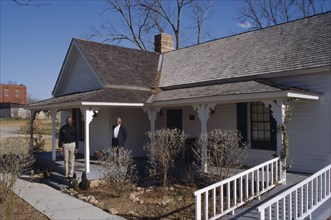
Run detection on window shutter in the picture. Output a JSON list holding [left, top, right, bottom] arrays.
[[237, 103, 248, 145]]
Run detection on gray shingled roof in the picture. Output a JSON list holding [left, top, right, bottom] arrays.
[[148, 80, 318, 103], [75, 39, 160, 89], [26, 88, 152, 108], [160, 12, 331, 88]]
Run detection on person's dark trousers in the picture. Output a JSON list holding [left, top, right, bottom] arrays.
[[112, 138, 119, 147]]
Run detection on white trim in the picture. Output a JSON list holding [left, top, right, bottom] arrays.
[[81, 102, 145, 107], [287, 92, 319, 100], [148, 90, 320, 107]]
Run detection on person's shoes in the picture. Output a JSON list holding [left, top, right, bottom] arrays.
[[66, 177, 73, 184]]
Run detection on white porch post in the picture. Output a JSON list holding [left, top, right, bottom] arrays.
[[29, 110, 38, 148], [51, 109, 58, 161], [81, 108, 98, 173], [263, 100, 286, 155], [193, 104, 215, 172], [143, 107, 160, 163], [263, 100, 287, 184]]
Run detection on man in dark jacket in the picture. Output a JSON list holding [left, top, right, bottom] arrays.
[[58, 116, 79, 182], [112, 117, 127, 147]]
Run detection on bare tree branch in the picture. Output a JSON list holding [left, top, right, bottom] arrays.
[[12, 0, 50, 7], [238, 0, 330, 30]]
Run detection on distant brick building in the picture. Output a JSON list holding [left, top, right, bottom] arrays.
[[0, 84, 27, 105], [0, 84, 28, 118]]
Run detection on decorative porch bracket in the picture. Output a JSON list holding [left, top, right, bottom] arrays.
[[143, 107, 160, 163], [81, 107, 99, 173], [51, 109, 58, 161], [192, 103, 216, 172]]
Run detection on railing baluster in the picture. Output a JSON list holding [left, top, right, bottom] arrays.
[[268, 205, 272, 220], [227, 182, 230, 210], [251, 171, 254, 197], [220, 184, 223, 213], [300, 186, 303, 217], [257, 168, 260, 197], [289, 193, 292, 218], [196, 193, 201, 220], [282, 197, 286, 219], [233, 179, 237, 208], [275, 160, 279, 182], [271, 162, 274, 185], [266, 164, 270, 190], [294, 190, 298, 220], [204, 191, 208, 220], [275, 200, 279, 220], [245, 174, 248, 200], [212, 187, 216, 216], [239, 176, 243, 204], [305, 182, 309, 212], [323, 172, 326, 199], [261, 166, 265, 191]]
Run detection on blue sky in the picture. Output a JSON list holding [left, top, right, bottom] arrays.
[[0, 0, 244, 100]]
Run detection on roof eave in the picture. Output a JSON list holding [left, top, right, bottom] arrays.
[[148, 90, 320, 107]]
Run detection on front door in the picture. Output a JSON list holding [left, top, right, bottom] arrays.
[[167, 109, 182, 130]]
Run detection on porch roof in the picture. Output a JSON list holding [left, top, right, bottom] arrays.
[[147, 80, 320, 105], [26, 88, 152, 110]]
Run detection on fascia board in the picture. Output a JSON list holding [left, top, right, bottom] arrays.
[[147, 90, 320, 107]]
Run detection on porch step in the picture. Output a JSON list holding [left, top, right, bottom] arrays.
[[44, 178, 69, 191], [43, 171, 77, 191]]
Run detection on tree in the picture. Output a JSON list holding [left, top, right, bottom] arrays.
[[238, 0, 330, 30], [86, 0, 215, 51], [191, 0, 215, 44]]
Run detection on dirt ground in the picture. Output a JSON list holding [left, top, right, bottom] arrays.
[[71, 182, 196, 219]]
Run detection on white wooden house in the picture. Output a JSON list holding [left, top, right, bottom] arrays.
[[26, 12, 331, 176]]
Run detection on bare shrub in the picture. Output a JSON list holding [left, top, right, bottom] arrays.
[[21, 119, 46, 151], [0, 137, 35, 203], [144, 128, 187, 186], [101, 147, 137, 196], [194, 129, 248, 183]]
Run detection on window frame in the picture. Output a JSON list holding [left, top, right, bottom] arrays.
[[250, 102, 277, 151]]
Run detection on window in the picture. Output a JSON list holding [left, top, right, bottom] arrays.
[[250, 102, 277, 150], [4, 89, 9, 97], [16, 89, 20, 97]]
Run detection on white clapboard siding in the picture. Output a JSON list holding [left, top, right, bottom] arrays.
[[208, 103, 237, 131], [89, 108, 111, 153], [273, 72, 331, 173], [63, 53, 101, 95], [110, 108, 150, 157]]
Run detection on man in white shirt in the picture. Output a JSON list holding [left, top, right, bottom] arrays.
[[111, 117, 127, 147]]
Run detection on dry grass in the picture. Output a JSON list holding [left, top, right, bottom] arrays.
[[0, 191, 48, 220]]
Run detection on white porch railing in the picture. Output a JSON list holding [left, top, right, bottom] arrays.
[[257, 164, 331, 220], [194, 157, 285, 220]]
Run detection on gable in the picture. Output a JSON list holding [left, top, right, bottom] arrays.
[[62, 52, 101, 95], [52, 41, 103, 97]]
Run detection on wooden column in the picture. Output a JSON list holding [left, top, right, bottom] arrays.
[[81, 108, 98, 173], [51, 109, 58, 161], [143, 107, 160, 163], [193, 103, 215, 172]]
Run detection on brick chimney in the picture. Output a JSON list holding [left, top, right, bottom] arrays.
[[154, 33, 174, 53]]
